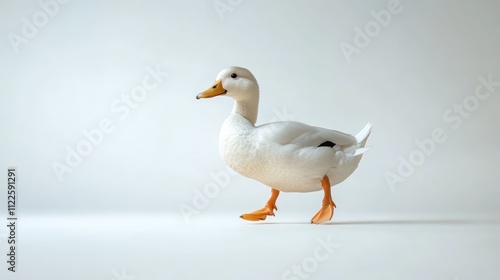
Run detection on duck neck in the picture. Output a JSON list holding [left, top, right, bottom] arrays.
[[232, 96, 259, 126]]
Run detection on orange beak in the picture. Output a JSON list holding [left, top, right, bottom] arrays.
[[196, 80, 227, 99]]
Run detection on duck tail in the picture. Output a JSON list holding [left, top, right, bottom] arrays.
[[326, 123, 372, 185], [353, 123, 373, 156], [355, 122, 372, 143]]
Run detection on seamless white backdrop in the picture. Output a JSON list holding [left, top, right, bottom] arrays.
[[1, 0, 498, 218], [0, 1, 499, 279]]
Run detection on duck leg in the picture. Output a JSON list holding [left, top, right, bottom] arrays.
[[311, 175, 336, 224], [240, 188, 280, 221]]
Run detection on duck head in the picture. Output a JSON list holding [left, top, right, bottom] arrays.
[[196, 66, 259, 101]]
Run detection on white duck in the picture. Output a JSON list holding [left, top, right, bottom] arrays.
[[196, 66, 372, 224]]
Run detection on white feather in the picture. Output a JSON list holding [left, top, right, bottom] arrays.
[[206, 66, 373, 193]]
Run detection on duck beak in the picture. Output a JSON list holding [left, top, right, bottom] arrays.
[[196, 80, 227, 99]]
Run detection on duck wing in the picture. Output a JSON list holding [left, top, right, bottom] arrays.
[[254, 121, 356, 148]]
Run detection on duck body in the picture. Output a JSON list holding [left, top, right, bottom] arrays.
[[219, 112, 371, 193], [197, 66, 372, 224]]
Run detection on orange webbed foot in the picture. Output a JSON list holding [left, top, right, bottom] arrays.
[[311, 175, 337, 224], [240, 188, 280, 222], [240, 204, 277, 221], [310, 200, 336, 224]]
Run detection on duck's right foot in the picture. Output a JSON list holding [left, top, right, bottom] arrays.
[[240, 204, 277, 221], [240, 188, 280, 221]]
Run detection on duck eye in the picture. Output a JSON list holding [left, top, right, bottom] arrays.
[[231, 73, 237, 79]]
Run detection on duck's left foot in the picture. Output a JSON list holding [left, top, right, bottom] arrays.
[[310, 200, 336, 224], [311, 175, 336, 224]]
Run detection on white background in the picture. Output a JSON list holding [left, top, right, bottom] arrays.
[[0, 0, 499, 279]]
